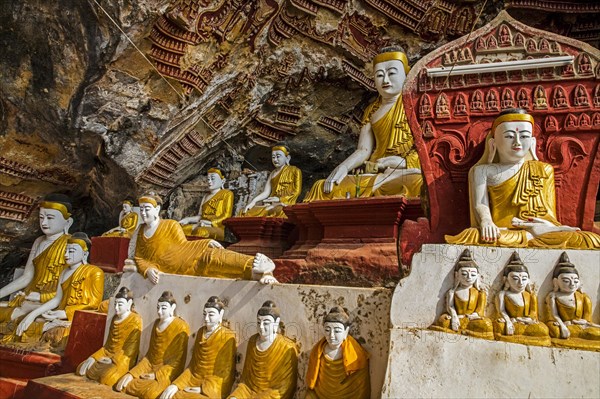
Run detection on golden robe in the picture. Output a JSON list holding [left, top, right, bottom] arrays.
[[243, 165, 302, 218], [304, 336, 370, 399], [446, 160, 600, 249], [304, 95, 422, 202], [134, 219, 254, 280], [494, 291, 550, 346], [83, 311, 142, 387], [125, 317, 190, 399], [182, 189, 234, 240], [546, 291, 600, 350], [172, 326, 236, 399], [103, 211, 139, 238], [430, 287, 494, 339], [228, 334, 298, 399]]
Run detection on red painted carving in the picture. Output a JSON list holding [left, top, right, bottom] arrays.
[[552, 86, 569, 108], [435, 93, 450, 118], [419, 94, 433, 118], [544, 115, 559, 133], [573, 84, 590, 107]]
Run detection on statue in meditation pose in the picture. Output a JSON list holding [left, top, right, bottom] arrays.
[[494, 252, 550, 346], [102, 200, 139, 238], [303, 46, 422, 202], [305, 306, 370, 399], [430, 249, 494, 339], [116, 291, 190, 399], [77, 286, 142, 387], [228, 301, 298, 399], [241, 146, 302, 218], [180, 168, 234, 241], [124, 194, 278, 285], [446, 108, 600, 249], [545, 253, 600, 351], [160, 296, 236, 399]]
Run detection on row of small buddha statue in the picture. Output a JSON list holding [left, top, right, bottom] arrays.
[[76, 289, 370, 399], [430, 249, 600, 351]]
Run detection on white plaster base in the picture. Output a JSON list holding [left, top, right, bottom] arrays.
[[382, 328, 600, 398]]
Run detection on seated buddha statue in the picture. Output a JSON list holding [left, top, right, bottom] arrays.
[[124, 194, 278, 285], [228, 301, 298, 399], [446, 108, 600, 249], [545, 253, 600, 350], [303, 47, 422, 202], [160, 296, 236, 399], [0, 194, 73, 332], [77, 286, 142, 387], [241, 146, 302, 218], [8, 233, 104, 348], [305, 307, 370, 399], [179, 168, 234, 241], [494, 252, 550, 346], [430, 249, 494, 339], [102, 200, 139, 238], [116, 291, 190, 399]]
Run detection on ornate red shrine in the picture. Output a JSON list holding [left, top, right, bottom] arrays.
[[89, 237, 130, 273], [223, 217, 296, 259]]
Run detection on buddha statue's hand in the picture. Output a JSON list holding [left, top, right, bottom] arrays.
[[252, 253, 276, 274], [160, 385, 179, 399], [183, 387, 201, 393], [25, 291, 41, 302], [116, 373, 133, 391], [263, 196, 280, 204], [512, 217, 578, 237], [376, 156, 406, 171], [208, 240, 223, 249], [0, 301, 8, 308], [516, 316, 534, 325], [179, 217, 191, 225], [480, 219, 501, 242], [450, 315, 460, 331], [324, 164, 349, 193], [77, 357, 96, 375], [141, 372, 156, 380], [558, 322, 570, 339], [467, 312, 482, 321], [571, 319, 588, 326], [98, 357, 112, 364], [505, 320, 514, 335], [244, 201, 256, 213], [147, 268, 161, 285], [200, 219, 212, 227], [16, 314, 36, 336]]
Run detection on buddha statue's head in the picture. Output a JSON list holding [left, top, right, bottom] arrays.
[[39, 193, 73, 236], [114, 286, 134, 318], [453, 249, 481, 289], [122, 200, 133, 213], [373, 46, 410, 100], [257, 300, 280, 341], [323, 306, 350, 351], [207, 168, 225, 191], [138, 194, 163, 225], [552, 252, 581, 294], [204, 295, 225, 333], [157, 291, 177, 321], [271, 145, 291, 169], [65, 232, 91, 267], [487, 108, 537, 164], [502, 252, 531, 293]]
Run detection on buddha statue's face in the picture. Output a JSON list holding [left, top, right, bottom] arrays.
[[324, 321, 349, 350], [271, 150, 290, 168], [114, 297, 133, 317], [157, 301, 176, 321], [506, 271, 529, 293], [139, 202, 160, 224], [455, 267, 478, 287], [207, 172, 224, 191], [203, 307, 223, 332], [257, 314, 279, 340], [122, 203, 132, 213], [39, 208, 70, 236], [493, 121, 533, 164], [555, 272, 580, 294], [374, 59, 406, 99], [65, 243, 85, 267]]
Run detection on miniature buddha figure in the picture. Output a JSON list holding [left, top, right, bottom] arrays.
[[305, 306, 370, 399], [179, 168, 234, 241], [10, 233, 104, 347], [494, 252, 550, 346], [545, 253, 600, 350], [160, 296, 236, 399], [0, 194, 73, 330], [241, 146, 302, 218], [116, 291, 190, 399], [125, 194, 278, 285], [228, 301, 298, 399], [303, 47, 422, 201], [77, 286, 142, 387], [102, 200, 139, 238], [430, 249, 494, 339], [446, 109, 600, 249]]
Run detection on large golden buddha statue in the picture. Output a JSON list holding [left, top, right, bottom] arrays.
[[102, 200, 139, 238], [124, 194, 278, 285], [77, 286, 142, 387], [228, 301, 298, 399], [160, 296, 236, 399], [494, 252, 550, 346], [430, 249, 494, 339], [304, 47, 422, 202], [545, 253, 600, 351], [446, 108, 600, 249], [116, 291, 190, 399], [179, 168, 234, 241], [305, 306, 370, 399], [0, 194, 73, 331], [241, 146, 302, 218]]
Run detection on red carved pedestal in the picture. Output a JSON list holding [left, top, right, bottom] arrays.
[[89, 237, 130, 273], [223, 217, 296, 259]]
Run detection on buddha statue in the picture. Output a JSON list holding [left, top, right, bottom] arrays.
[[0, 194, 73, 331], [430, 249, 494, 339], [494, 252, 550, 346], [179, 168, 234, 241], [77, 286, 142, 387], [8, 233, 104, 348], [303, 47, 422, 202], [545, 253, 600, 350], [446, 108, 600, 249], [116, 291, 190, 399], [124, 194, 278, 285], [102, 200, 139, 238], [241, 146, 302, 218], [228, 301, 298, 399], [160, 296, 236, 399], [305, 306, 370, 399]]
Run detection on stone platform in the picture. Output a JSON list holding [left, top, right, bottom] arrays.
[[22, 374, 131, 399], [90, 237, 130, 273], [223, 216, 296, 258]]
